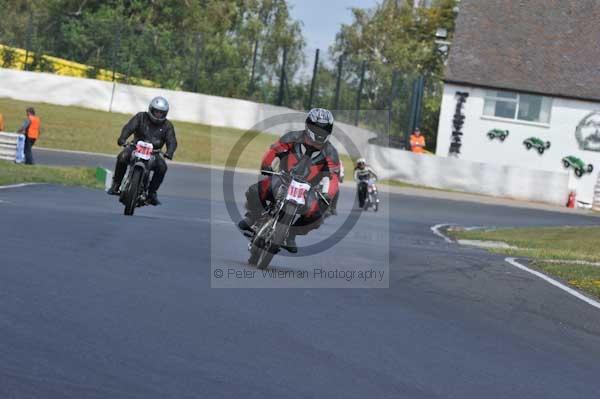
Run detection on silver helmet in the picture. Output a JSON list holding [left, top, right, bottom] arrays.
[[148, 96, 169, 123], [305, 108, 334, 146]]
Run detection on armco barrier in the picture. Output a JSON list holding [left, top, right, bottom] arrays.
[[0, 132, 25, 162], [365, 144, 570, 206]]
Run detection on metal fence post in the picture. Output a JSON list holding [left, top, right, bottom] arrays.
[[111, 22, 122, 82], [192, 33, 202, 92], [414, 75, 425, 129], [388, 69, 399, 135], [248, 38, 259, 95], [333, 54, 344, 110], [407, 77, 418, 143], [407, 74, 425, 144], [277, 46, 288, 106], [23, 11, 34, 70], [308, 48, 319, 109], [354, 60, 366, 126]]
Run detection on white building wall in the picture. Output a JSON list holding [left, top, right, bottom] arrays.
[[436, 83, 600, 204]]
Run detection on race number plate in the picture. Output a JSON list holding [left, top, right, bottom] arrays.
[[286, 179, 311, 205], [134, 141, 153, 160]]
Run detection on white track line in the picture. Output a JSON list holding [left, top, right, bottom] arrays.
[[430, 224, 454, 243], [37, 147, 258, 175], [506, 257, 600, 311], [0, 183, 40, 190], [37, 147, 114, 158]]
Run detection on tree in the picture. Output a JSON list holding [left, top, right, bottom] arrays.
[[0, 0, 305, 101], [328, 0, 458, 145]]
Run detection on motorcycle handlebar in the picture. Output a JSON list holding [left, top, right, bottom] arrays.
[[261, 169, 281, 176], [263, 169, 330, 205]]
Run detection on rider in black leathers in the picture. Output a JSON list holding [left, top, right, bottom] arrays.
[[107, 97, 177, 205]]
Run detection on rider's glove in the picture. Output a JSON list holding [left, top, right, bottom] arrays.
[[164, 153, 173, 160], [260, 166, 273, 175], [117, 138, 126, 146]]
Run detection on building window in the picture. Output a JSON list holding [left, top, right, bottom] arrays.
[[483, 90, 552, 124]]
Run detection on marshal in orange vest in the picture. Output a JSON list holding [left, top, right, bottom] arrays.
[[410, 133, 425, 154], [27, 115, 41, 140]]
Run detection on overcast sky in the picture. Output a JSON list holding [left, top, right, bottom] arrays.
[[288, 0, 379, 74]]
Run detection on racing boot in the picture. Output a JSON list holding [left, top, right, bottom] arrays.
[[283, 232, 298, 253], [146, 192, 161, 206], [237, 216, 255, 233], [106, 181, 120, 196]]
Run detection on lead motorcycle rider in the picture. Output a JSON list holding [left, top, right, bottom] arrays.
[[107, 96, 177, 205], [238, 108, 341, 253]]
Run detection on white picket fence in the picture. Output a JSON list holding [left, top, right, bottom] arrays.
[[0, 132, 22, 161]]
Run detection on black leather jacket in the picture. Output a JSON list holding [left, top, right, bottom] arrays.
[[118, 112, 178, 158]]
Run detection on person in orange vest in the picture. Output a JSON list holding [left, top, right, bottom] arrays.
[[17, 107, 41, 165], [410, 127, 426, 154], [0, 112, 5, 132]]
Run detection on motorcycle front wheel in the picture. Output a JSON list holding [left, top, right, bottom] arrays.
[[252, 206, 295, 270], [123, 167, 143, 216]]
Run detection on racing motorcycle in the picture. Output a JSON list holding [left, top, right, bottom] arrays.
[[359, 178, 379, 212], [119, 141, 163, 216], [242, 170, 329, 270]]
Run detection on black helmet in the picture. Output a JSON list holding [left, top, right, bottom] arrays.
[[148, 96, 169, 123], [305, 108, 334, 146]]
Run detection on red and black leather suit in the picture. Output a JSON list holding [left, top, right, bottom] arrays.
[[244, 130, 341, 235]]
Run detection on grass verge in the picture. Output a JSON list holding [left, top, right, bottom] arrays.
[[0, 160, 102, 188], [452, 226, 600, 299], [534, 262, 600, 300]]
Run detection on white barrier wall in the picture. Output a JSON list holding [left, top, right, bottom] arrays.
[[366, 144, 570, 205], [0, 68, 375, 156]]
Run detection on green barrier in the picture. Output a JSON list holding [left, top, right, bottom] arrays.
[[95, 167, 112, 190]]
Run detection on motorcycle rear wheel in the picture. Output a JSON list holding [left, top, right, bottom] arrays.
[[123, 168, 143, 216]]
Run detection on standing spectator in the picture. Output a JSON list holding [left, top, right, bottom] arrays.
[[17, 107, 41, 165], [0, 112, 5, 131], [410, 127, 426, 154]]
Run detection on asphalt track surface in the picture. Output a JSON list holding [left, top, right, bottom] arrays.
[[1, 149, 600, 398]]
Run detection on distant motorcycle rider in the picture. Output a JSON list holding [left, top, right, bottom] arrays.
[[107, 96, 177, 205], [238, 108, 341, 253], [354, 158, 377, 208], [326, 160, 344, 217]]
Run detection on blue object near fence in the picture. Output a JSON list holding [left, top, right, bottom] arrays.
[[15, 134, 25, 163]]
